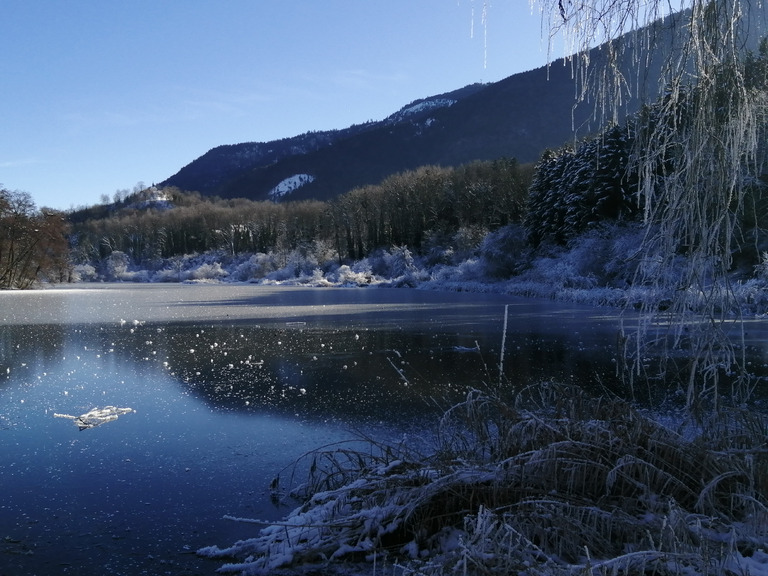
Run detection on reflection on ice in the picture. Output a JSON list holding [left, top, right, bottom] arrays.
[[54, 405, 134, 430]]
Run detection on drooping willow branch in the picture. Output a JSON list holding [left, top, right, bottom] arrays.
[[531, 0, 768, 410]]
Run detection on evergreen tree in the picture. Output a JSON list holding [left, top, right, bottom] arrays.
[[527, 123, 638, 247]]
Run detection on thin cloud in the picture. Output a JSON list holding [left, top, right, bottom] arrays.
[[59, 86, 275, 129], [329, 68, 409, 92], [0, 158, 41, 168]]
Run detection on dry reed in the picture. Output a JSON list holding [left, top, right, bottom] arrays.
[[199, 382, 768, 575]]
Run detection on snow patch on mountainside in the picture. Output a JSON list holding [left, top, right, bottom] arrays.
[[268, 174, 315, 200], [387, 98, 457, 124]]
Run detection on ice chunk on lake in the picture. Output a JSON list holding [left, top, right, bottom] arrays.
[[54, 406, 134, 431]]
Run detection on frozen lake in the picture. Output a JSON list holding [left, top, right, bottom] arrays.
[[0, 284, 763, 574]]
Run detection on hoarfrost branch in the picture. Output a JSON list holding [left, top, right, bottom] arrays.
[[534, 0, 768, 411]]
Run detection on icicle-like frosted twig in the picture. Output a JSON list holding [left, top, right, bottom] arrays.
[[531, 0, 768, 411]]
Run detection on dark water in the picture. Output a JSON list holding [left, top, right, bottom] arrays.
[[2, 284, 761, 575]]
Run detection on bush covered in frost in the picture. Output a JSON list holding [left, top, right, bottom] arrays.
[[74, 218, 768, 317], [326, 264, 374, 286], [71, 263, 97, 282], [103, 251, 130, 281], [189, 261, 228, 281], [477, 223, 531, 278]]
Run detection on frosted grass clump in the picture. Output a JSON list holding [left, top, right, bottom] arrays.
[[199, 383, 768, 575]]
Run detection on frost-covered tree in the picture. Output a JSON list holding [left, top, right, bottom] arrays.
[[533, 0, 768, 410], [526, 146, 573, 246], [527, 124, 638, 246], [588, 123, 638, 222]]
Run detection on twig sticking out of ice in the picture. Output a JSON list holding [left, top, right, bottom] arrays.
[[54, 406, 134, 431], [499, 303, 509, 385]]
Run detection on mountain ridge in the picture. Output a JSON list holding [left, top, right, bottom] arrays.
[[161, 8, 758, 204], [160, 82, 488, 198], [159, 59, 609, 203]]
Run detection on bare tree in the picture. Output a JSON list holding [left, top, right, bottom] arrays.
[[0, 189, 70, 288]]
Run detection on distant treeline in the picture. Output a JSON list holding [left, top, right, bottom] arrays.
[[69, 159, 534, 267], [68, 106, 767, 282]]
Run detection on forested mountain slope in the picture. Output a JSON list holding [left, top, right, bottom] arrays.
[[160, 11, 691, 203]]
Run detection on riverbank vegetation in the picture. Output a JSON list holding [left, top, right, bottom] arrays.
[[66, 157, 531, 272], [199, 384, 768, 575], [0, 188, 70, 289]]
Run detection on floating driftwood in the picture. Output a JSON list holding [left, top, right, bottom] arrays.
[[54, 406, 134, 431]]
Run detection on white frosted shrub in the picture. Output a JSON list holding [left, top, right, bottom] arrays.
[[308, 239, 338, 268], [735, 278, 768, 315], [428, 246, 456, 267], [385, 246, 416, 278], [71, 264, 97, 282], [561, 228, 613, 283], [154, 267, 186, 282], [189, 262, 228, 281], [364, 246, 417, 279], [232, 252, 280, 281], [422, 230, 455, 266], [104, 251, 130, 281], [528, 255, 598, 290], [265, 265, 295, 282], [518, 225, 635, 292], [328, 264, 373, 286], [122, 270, 150, 282], [230, 255, 259, 281], [269, 241, 337, 281], [754, 252, 768, 280], [389, 266, 430, 288], [303, 268, 333, 286], [366, 250, 388, 277], [454, 258, 484, 281], [452, 225, 488, 259], [364, 249, 391, 277], [479, 224, 530, 278], [428, 258, 483, 283], [350, 258, 372, 276], [288, 248, 320, 277]]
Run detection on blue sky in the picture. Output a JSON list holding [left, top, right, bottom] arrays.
[[2, 1, 560, 210]]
